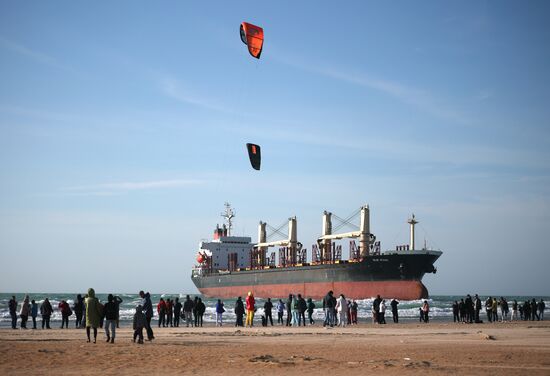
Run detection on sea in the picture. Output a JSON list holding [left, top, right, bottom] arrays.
[[0, 293, 547, 328]]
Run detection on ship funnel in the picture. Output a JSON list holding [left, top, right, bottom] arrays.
[[359, 204, 370, 258], [408, 214, 418, 251]]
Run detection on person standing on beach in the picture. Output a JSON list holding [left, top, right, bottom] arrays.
[[140, 291, 154, 341], [297, 294, 307, 326], [235, 296, 245, 327], [307, 298, 316, 325], [459, 299, 466, 322], [330, 294, 337, 326], [518, 304, 523, 321], [539, 299, 545, 320], [173, 298, 182, 327], [465, 294, 474, 323], [245, 292, 255, 327], [19, 295, 31, 329], [157, 298, 167, 328], [264, 298, 273, 326], [335, 294, 348, 327], [103, 294, 117, 343], [277, 299, 285, 325], [373, 295, 382, 324], [523, 300, 531, 321], [74, 294, 84, 328], [511, 300, 518, 321], [193, 296, 199, 327], [346, 299, 351, 325], [183, 295, 194, 327], [391, 299, 399, 323], [81, 294, 87, 329], [474, 294, 482, 323], [216, 299, 225, 326], [31, 299, 38, 329], [350, 299, 358, 325], [452, 301, 460, 322], [40, 298, 53, 329], [114, 295, 123, 328], [196, 298, 205, 327], [85, 288, 102, 343], [166, 298, 173, 327], [500, 297, 509, 322], [291, 294, 299, 326], [133, 305, 146, 344], [485, 297, 493, 323], [58, 300, 71, 329], [379, 299, 387, 325], [9, 296, 17, 329], [531, 299, 539, 321], [491, 297, 498, 322], [422, 300, 430, 323], [286, 294, 293, 326]]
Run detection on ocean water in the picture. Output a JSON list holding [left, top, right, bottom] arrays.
[[0, 293, 547, 328]]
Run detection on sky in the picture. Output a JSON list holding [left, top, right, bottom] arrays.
[[1, 1, 549, 296]]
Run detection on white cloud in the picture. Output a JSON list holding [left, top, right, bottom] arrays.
[[272, 52, 469, 124], [0, 36, 76, 73], [160, 77, 235, 114]]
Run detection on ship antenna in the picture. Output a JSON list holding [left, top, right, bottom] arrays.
[[221, 202, 235, 236]]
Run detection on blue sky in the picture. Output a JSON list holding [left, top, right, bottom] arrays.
[[1, 1, 549, 296]]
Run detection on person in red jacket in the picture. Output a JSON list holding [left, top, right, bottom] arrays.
[[245, 292, 255, 327], [157, 298, 167, 328], [58, 300, 71, 329]]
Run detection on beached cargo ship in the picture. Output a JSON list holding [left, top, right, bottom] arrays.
[[191, 204, 442, 300]]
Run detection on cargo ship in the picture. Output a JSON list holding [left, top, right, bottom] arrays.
[[191, 203, 442, 300]]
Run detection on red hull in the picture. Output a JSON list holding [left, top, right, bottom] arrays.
[[199, 280, 428, 300]]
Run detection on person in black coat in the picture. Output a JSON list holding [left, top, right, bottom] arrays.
[[286, 294, 293, 327], [263, 298, 273, 326], [235, 297, 245, 327], [390, 299, 399, 323], [173, 298, 182, 327], [372, 295, 382, 324], [452, 301, 459, 322], [196, 298, 206, 327], [73, 294, 84, 328], [297, 294, 307, 326]]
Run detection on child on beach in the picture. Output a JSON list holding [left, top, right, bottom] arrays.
[[133, 305, 146, 344]]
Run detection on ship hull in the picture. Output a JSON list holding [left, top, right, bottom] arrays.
[[198, 280, 427, 301], [192, 251, 441, 300]]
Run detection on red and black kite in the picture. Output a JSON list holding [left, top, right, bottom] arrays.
[[246, 143, 261, 170], [240, 22, 264, 59]]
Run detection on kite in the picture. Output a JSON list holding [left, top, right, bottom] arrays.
[[246, 143, 261, 170], [240, 22, 264, 59]]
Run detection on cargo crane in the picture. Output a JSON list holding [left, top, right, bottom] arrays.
[[254, 217, 303, 268], [316, 204, 377, 262]]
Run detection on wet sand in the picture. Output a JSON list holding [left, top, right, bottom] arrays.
[[1, 321, 550, 375]]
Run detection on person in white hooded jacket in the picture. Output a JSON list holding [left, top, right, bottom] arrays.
[[379, 299, 387, 324], [335, 294, 348, 327]]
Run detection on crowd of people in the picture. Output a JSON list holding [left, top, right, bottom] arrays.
[[6, 291, 547, 344], [450, 295, 546, 323]]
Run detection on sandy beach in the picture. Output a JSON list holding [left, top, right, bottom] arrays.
[[1, 321, 549, 375]]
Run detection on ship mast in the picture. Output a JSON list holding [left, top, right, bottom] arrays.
[[408, 214, 418, 251], [221, 202, 235, 236]]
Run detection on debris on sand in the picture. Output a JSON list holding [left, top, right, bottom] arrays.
[[249, 354, 278, 363]]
